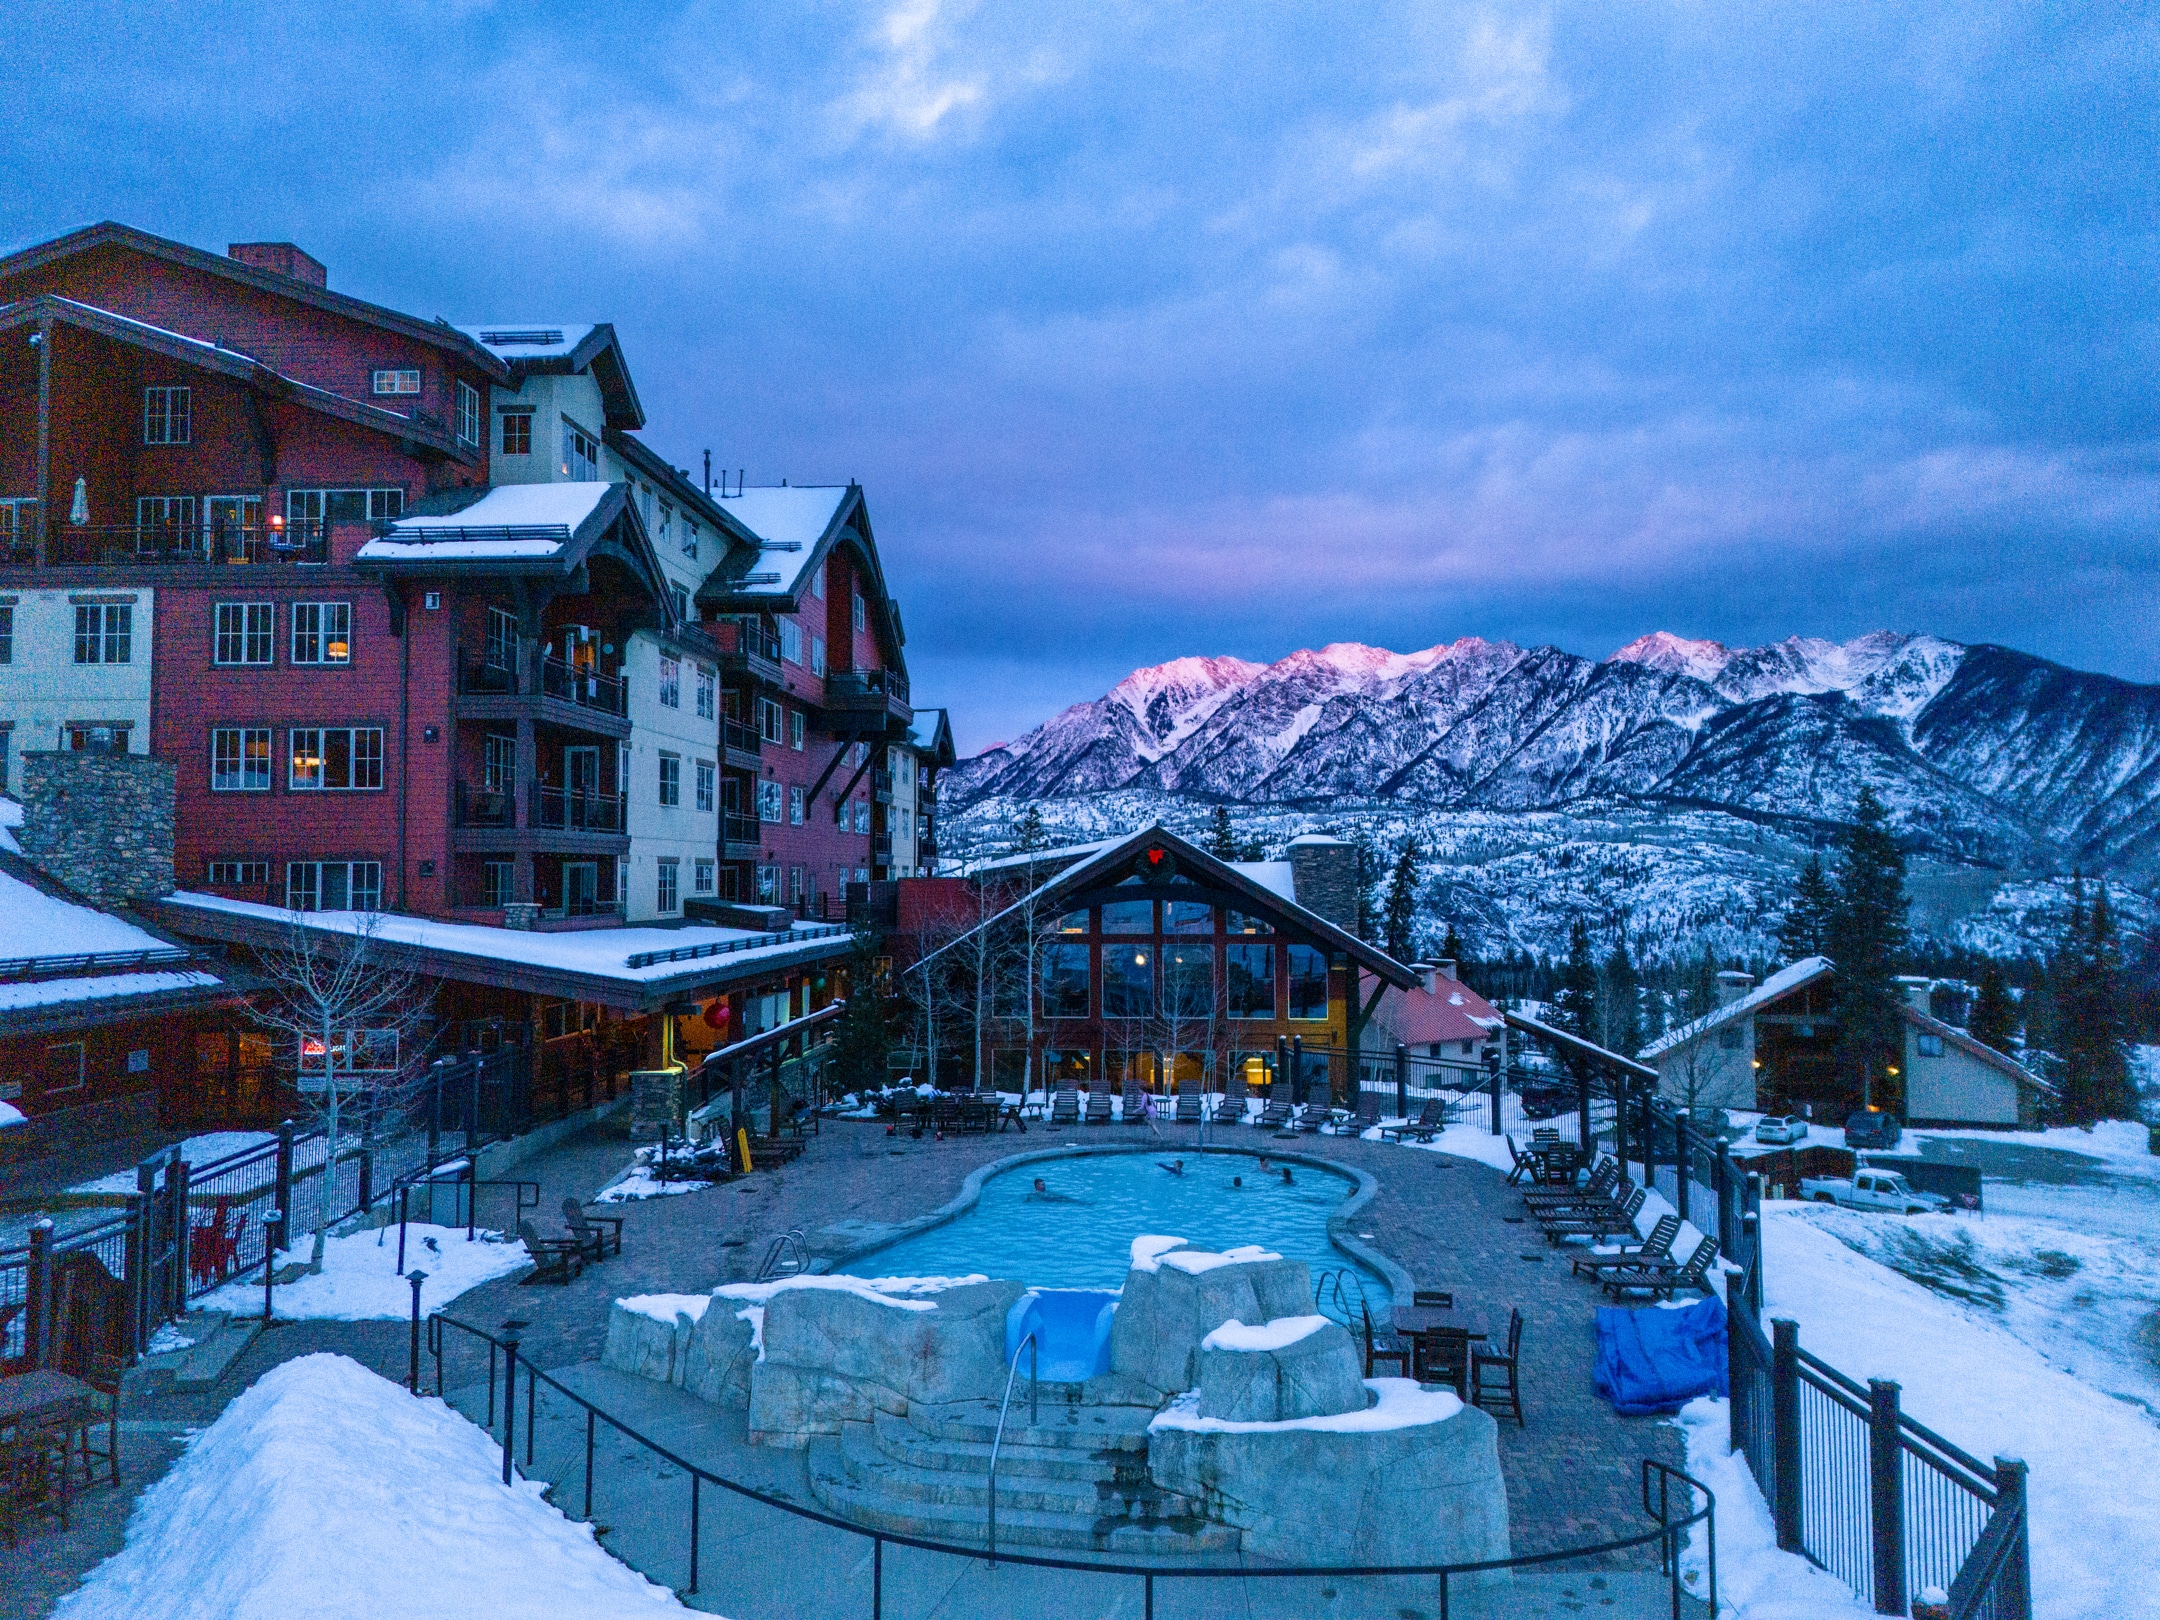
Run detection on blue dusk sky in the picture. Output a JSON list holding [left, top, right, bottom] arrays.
[[6, 3, 2155, 751]]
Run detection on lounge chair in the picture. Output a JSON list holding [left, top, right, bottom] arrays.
[[1383, 1099, 1448, 1144], [561, 1197, 623, 1261], [1470, 1309, 1525, 1426], [517, 1219, 587, 1284], [1175, 1080, 1203, 1125], [1083, 1088, 1114, 1125], [1523, 1157, 1618, 1210], [1600, 1236, 1721, 1302], [1571, 1213, 1681, 1279], [1049, 1087, 1081, 1127], [1122, 1083, 1150, 1123], [1539, 1185, 1646, 1245], [1257, 1095, 1293, 1131]]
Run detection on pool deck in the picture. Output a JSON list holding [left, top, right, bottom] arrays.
[[11, 1112, 1692, 1618]]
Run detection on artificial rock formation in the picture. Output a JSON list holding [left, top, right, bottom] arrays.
[[1194, 1315, 1368, 1424], [1105, 1247, 1314, 1399]]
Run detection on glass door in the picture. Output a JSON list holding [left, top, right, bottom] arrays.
[[206, 495, 262, 562]]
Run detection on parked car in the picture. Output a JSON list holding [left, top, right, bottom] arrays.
[[1518, 1083, 1574, 1120], [1843, 1109, 1903, 1150], [1753, 1114, 1808, 1145], [1800, 1169, 1950, 1215]]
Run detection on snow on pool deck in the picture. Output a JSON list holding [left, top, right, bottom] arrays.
[[197, 1224, 531, 1320], [54, 1353, 685, 1619]]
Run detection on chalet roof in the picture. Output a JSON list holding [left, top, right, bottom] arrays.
[[910, 708, 958, 768], [0, 295, 475, 462], [362, 482, 619, 561], [1902, 1003, 2056, 1097], [1383, 974, 1504, 1047], [706, 485, 856, 601], [457, 321, 645, 430], [1637, 957, 1834, 1060], [0, 222, 510, 383]]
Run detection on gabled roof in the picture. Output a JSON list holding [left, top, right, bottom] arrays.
[[917, 824, 1419, 988], [0, 222, 510, 382], [459, 321, 644, 429], [1638, 957, 1835, 1060], [911, 708, 958, 768], [0, 295, 474, 462], [1383, 974, 1504, 1046], [605, 431, 755, 544], [1902, 1004, 2055, 1097], [705, 485, 857, 600], [359, 482, 624, 565]]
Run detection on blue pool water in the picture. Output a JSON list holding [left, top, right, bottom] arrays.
[[842, 1151, 1390, 1318]]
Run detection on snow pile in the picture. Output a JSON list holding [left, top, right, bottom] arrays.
[[616, 1292, 715, 1326], [55, 1354, 684, 1619], [712, 1272, 988, 1357], [1201, 1314, 1329, 1352], [1151, 1377, 1461, 1434], [1127, 1235, 1283, 1275], [0, 793, 20, 853], [198, 1225, 532, 1320], [0, 1098, 25, 1130], [592, 1164, 714, 1203]]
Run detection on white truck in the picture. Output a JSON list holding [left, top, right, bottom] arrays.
[[1799, 1168, 1951, 1215]]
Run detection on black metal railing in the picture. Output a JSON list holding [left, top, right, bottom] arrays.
[[714, 618, 783, 667], [31, 522, 326, 566], [538, 654, 627, 715], [530, 784, 626, 833], [724, 812, 763, 849], [456, 781, 516, 828], [0, 946, 195, 983], [723, 717, 762, 757], [825, 667, 909, 706], [540, 898, 625, 922]]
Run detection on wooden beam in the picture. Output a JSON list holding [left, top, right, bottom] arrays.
[[33, 317, 51, 564]]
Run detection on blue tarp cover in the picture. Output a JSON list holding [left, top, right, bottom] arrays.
[[1593, 1296, 1728, 1416]]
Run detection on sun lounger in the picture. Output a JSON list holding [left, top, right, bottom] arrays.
[[1600, 1236, 1720, 1302], [1571, 1213, 1681, 1278], [1083, 1088, 1114, 1125], [1049, 1087, 1081, 1127]]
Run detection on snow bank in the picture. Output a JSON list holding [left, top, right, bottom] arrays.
[[55, 1353, 684, 1619], [616, 1292, 715, 1326], [197, 1225, 531, 1320], [1202, 1314, 1330, 1353], [1150, 1377, 1461, 1435]]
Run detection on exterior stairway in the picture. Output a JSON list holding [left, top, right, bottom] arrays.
[[806, 1396, 1241, 1554]]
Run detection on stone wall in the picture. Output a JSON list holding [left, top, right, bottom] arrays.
[[1286, 837, 1357, 932], [17, 749, 175, 903]]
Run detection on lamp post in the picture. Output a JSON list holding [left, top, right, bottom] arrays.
[[407, 1270, 428, 1394], [500, 1317, 528, 1484], [261, 1209, 283, 1326]]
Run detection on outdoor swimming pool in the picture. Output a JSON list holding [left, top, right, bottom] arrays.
[[841, 1150, 1391, 1316]]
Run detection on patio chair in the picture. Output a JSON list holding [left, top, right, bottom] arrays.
[[1383, 1099, 1448, 1144], [1539, 1185, 1647, 1245], [1175, 1080, 1203, 1125], [517, 1219, 588, 1284], [1083, 1088, 1114, 1125], [1470, 1308, 1525, 1426], [2, 1421, 75, 1546], [1361, 1302, 1411, 1379], [1122, 1083, 1150, 1123], [71, 1352, 124, 1489], [1523, 1156, 1618, 1209], [1411, 1326, 1474, 1400], [1571, 1213, 1681, 1279], [1600, 1236, 1720, 1302], [1049, 1087, 1081, 1127], [561, 1198, 623, 1261], [1504, 1135, 1535, 1185], [1257, 1095, 1293, 1131]]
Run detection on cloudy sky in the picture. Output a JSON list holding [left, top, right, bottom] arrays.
[[8, 3, 2155, 750]]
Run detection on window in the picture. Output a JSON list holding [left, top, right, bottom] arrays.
[[135, 495, 197, 553], [695, 666, 715, 719], [696, 760, 715, 812], [290, 602, 351, 664], [671, 585, 689, 621], [289, 727, 384, 790], [1057, 910, 1089, 934], [1101, 899, 1153, 934], [500, 409, 533, 456], [789, 710, 804, 751], [852, 592, 866, 633], [658, 656, 680, 708], [287, 488, 406, 525], [285, 860, 383, 912], [788, 786, 805, 825], [757, 779, 784, 822], [0, 602, 12, 664], [656, 859, 680, 914], [1104, 945, 1154, 1018], [485, 607, 518, 672], [781, 621, 802, 664], [1287, 945, 1329, 1021], [1167, 901, 1214, 935], [1916, 1033, 1944, 1058], [1227, 945, 1276, 1018], [811, 562, 825, 599], [372, 368, 421, 396], [481, 860, 514, 907], [207, 859, 270, 886], [656, 502, 673, 552], [65, 723, 130, 754], [810, 636, 826, 677], [456, 379, 481, 445], [682, 520, 699, 559], [1165, 945, 1215, 1014], [658, 753, 680, 806], [74, 603, 132, 664], [42, 1041, 87, 1097], [298, 1028, 399, 1078], [1226, 911, 1274, 936], [756, 865, 780, 902], [0, 725, 11, 793], [143, 386, 191, 445], [853, 801, 871, 834], [1040, 944, 1090, 1018], [758, 699, 784, 744], [483, 733, 516, 792], [214, 603, 274, 665], [694, 859, 715, 896], [562, 418, 600, 480], [211, 727, 271, 791]]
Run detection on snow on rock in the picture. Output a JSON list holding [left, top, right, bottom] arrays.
[[1127, 1235, 1284, 1275], [1129, 1234, 1189, 1272], [616, 1292, 716, 1326], [54, 1353, 685, 1620], [1150, 1377, 1461, 1434], [197, 1224, 531, 1320], [1201, 1314, 1330, 1352], [1608, 631, 1734, 685]]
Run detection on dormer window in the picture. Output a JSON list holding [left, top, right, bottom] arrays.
[[562, 418, 599, 480], [372, 368, 421, 396]]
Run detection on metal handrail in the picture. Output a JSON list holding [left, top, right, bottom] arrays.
[[754, 1228, 810, 1282], [985, 1329, 1039, 1564]]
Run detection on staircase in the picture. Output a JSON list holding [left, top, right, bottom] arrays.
[[807, 1396, 1240, 1554]]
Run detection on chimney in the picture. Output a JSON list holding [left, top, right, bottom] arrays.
[[1896, 976, 1934, 1013], [17, 750, 176, 904], [227, 241, 327, 288], [1411, 962, 1437, 993], [1434, 958, 1458, 984], [1285, 834, 1357, 932], [1716, 970, 1755, 1008]]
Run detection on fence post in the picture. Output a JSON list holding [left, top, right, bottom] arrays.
[[1868, 1378, 1907, 1615], [1275, 1036, 1288, 1103], [357, 1146, 373, 1215], [428, 1060, 444, 1165], [1489, 1034, 1504, 1135], [1394, 1043, 1408, 1119], [26, 1219, 53, 1369], [1290, 1035, 1304, 1107], [501, 1323, 521, 1485], [122, 1191, 146, 1358], [1673, 1112, 1691, 1224], [1575, 1073, 1591, 1153], [169, 1154, 192, 1316], [273, 1119, 295, 1254], [468, 1059, 481, 1155], [1744, 1173, 1765, 1314], [1771, 1318, 1803, 1553], [131, 1158, 159, 1351], [1993, 1456, 2030, 1620], [1615, 1080, 1630, 1181]]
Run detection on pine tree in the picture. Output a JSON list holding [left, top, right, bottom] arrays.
[[1828, 787, 1910, 1111], [1601, 937, 1642, 1057], [1237, 835, 1268, 862], [1206, 805, 1238, 859], [2056, 880, 2137, 1124], [832, 929, 893, 1091], [1776, 854, 1837, 964], [1013, 803, 1046, 853], [1382, 839, 1420, 962], [1555, 917, 1599, 1040], [1685, 946, 1721, 1024], [1968, 961, 2017, 1053], [1440, 923, 1465, 966]]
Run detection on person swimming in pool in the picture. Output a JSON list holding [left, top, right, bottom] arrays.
[[1025, 1177, 1082, 1202], [1280, 1166, 1295, 1185], [1158, 1160, 1185, 1175], [1231, 1175, 1243, 1188]]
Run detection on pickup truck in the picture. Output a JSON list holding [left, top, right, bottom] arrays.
[[1799, 1169, 1951, 1215]]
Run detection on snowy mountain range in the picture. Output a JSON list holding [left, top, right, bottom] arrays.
[[943, 632, 2160, 961]]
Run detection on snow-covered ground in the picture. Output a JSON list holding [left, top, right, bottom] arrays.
[[55, 1353, 686, 1619], [196, 1224, 531, 1320]]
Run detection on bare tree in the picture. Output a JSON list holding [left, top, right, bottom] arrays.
[[247, 914, 436, 1265]]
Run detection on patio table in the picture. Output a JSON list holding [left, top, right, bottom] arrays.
[[1391, 1305, 1487, 1342], [0, 1371, 94, 1435]]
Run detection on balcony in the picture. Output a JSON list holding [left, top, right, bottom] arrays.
[[722, 717, 763, 770], [9, 520, 328, 568], [533, 786, 627, 833], [723, 812, 763, 861], [456, 781, 516, 828], [823, 668, 912, 728], [711, 618, 783, 687], [454, 642, 630, 738], [871, 767, 895, 805]]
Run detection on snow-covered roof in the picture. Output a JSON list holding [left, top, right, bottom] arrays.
[[0, 969, 222, 1013], [1229, 860, 1296, 901], [360, 483, 616, 561], [1382, 972, 1504, 1047], [452, 323, 597, 359], [1285, 833, 1349, 847], [712, 485, 851, 597], [0, 796, 19, 854], [1903, 1005, 2055, 1096], [0, 866, 183, 961], [1638, 957, 1835, 1060], [961, 839, 1116, 877]]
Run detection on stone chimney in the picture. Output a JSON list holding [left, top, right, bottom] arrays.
[[1410, 962, 1436, 993], [227, 241, 327, 288], [17, 751, 176, 904], [1285, 834, 1357, 932], [1716, 969, 1755, 1008], [1895, 976, 1934, 1013], [1434, 958, 1458, 983]]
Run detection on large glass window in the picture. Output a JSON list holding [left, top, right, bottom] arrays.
[[1103, 944, 1154, 1018], [1287, 944, 1330, 1021], [1226, 944, 1276, 1018], [1164, 945, 1215, 1015], [696, 760, 716, 813], [289, 727, 384, 791], [1040, 943, 1090, 1018], [143, 386, 191, 445], [1100, 899, 1153, 934], [1166, 901, 1214, 935], [1056, 909, 1089, 935], [1226, 911, 1275, 936], [286, 860, 382, 912], [290, 602, 351, 664], [214, 603, 274, 665], [74, 603, 131, 664], [210, 728, 271, 792], [658, 753, 680, 806]]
